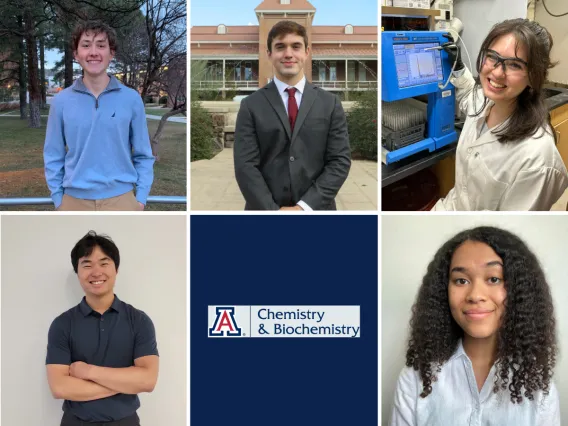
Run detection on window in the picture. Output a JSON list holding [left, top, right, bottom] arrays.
[[330, 61, 337, 81], [348, 61, 356, 81], [319, 63, 326, 81], [206, 62, 223, 81], [217, 24, 226, 34], [345, 24, 354, 35], [235, 66, 241, 81], [280, 0, 291, 4], [245, 62, 252, 81], [358, 62, 367, 82]]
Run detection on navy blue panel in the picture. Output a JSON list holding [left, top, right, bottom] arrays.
[[191, 216, 378, 426]]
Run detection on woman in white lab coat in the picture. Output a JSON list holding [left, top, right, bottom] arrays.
[[433, 19, 568, 211], [389, 227, 560, 426]]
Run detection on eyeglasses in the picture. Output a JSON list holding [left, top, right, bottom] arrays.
[[483, 49, 528, 76]]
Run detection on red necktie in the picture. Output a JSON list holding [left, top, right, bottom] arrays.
[[286, 87, 298, 132]]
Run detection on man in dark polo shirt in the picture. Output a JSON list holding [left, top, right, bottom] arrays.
[[46, 231, 159, 426]]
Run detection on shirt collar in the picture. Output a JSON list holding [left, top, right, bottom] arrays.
[[79, 294, 122, 316], [273, 75, 306, 96], [73, 74, 121, 94], [448, 338, 467, 362]]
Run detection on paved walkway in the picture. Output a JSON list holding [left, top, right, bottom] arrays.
[[145, 114, 186, 123], [191, 148, 378, 210]]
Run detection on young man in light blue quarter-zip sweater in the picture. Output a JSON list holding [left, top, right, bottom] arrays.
[[44, 20, 155, 211]]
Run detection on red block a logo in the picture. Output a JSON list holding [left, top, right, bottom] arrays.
[[209, 307, 242, 337]]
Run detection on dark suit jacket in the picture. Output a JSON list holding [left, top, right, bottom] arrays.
[[234, 80, 351, 210]]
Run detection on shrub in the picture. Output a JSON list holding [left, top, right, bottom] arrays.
[[159, 96, 168, 105], [190, 99, 215, 161], [224, 89, 237, 100], [346, 89, 378, 161]]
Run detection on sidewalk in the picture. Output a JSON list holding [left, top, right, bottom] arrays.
[[191, 148, 377, 210], [145, 114, 187, 123]]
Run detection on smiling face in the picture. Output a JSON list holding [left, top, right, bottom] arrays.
[[448, 241, 507, 341], [268, 32, 309, 85], [77, 245, 117, 298], [74, 30, 114, 78], [479, 33, 530, 106]]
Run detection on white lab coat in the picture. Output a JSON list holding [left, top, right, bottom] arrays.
[[433, 68, 568, 211]]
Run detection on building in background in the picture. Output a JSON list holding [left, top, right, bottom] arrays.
[[190, 0, 377, 98]]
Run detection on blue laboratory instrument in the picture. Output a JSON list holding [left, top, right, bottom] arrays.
[[382, 31, 458, 164]]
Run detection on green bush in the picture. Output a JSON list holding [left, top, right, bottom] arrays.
[[159, 96, 168, 105], [192, 90, 222, 101], [346, 89, 378, 161], [190, 99, 215, 161], [143, 95, 154, 104], [224, 89, 237, 100]]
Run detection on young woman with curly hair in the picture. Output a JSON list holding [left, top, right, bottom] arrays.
[[389, 226, 560, 425]]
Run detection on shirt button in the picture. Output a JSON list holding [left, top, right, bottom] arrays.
[[101, 318, 104, 321], [102, 329, 105, 332], [289, 156, 295, 162], [467, 147, 472, 154], [475, 152, 479, 157]]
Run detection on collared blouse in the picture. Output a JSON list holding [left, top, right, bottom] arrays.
[[389, 340, 560, 426]]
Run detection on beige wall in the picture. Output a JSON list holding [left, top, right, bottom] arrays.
[[1, 215, 187, 426], [535, 0, 568, 84]]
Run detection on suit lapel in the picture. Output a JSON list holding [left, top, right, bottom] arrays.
[[262, 81, 292, 140], [292, 82, 317, 143]]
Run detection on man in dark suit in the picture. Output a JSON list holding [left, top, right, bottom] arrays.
[[234, 20, 351, 210]]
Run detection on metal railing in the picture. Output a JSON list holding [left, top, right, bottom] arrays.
[[312, 80, 377, 89], [0, 195, 186, 207], [193, 81, 259, 90]]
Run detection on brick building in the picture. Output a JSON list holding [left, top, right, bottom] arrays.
[[190, 0, 377, 97]]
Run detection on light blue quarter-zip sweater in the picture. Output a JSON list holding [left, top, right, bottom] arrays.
[[44, 75, 155, 208]]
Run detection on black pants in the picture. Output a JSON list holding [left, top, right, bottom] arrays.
[[61, 411, 140, 426]]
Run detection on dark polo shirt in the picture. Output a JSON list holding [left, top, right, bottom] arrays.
[[46, 295, 159, 422]]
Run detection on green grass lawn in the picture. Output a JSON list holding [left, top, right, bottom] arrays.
[[0, 116, 187, 211]]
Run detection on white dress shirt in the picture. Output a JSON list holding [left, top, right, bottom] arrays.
[[272, 75, 312, 211], [389, 340, 561, 426], [432, 67, 568, 211], [273, 75, 305, 116]]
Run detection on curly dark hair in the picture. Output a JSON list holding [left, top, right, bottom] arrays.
[[406, 226, 556, 404]]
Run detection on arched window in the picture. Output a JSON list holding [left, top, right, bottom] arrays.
[[217, 24, 226, 34], [345, 24, 353, 35], [280, 0, 291, 4]]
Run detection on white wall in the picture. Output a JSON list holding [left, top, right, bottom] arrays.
[[1, 215, 187, 426], [535, 0, 568, 84], [453, 0, 527, 75], [381, 215, 568, 425]]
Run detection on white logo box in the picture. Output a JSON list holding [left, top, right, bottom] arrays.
[[208, 305, 360, 338]]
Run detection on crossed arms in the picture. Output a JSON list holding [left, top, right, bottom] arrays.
[[46, 355, 159, 402]]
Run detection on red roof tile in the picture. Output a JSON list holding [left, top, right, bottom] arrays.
[[311, 47, 377, 57]]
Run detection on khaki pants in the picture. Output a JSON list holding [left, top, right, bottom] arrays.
[[57, 190, 141, 211]]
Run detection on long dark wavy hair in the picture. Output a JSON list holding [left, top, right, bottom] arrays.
[[406, 226, 556, 404], [472, 19, 557, 143]]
